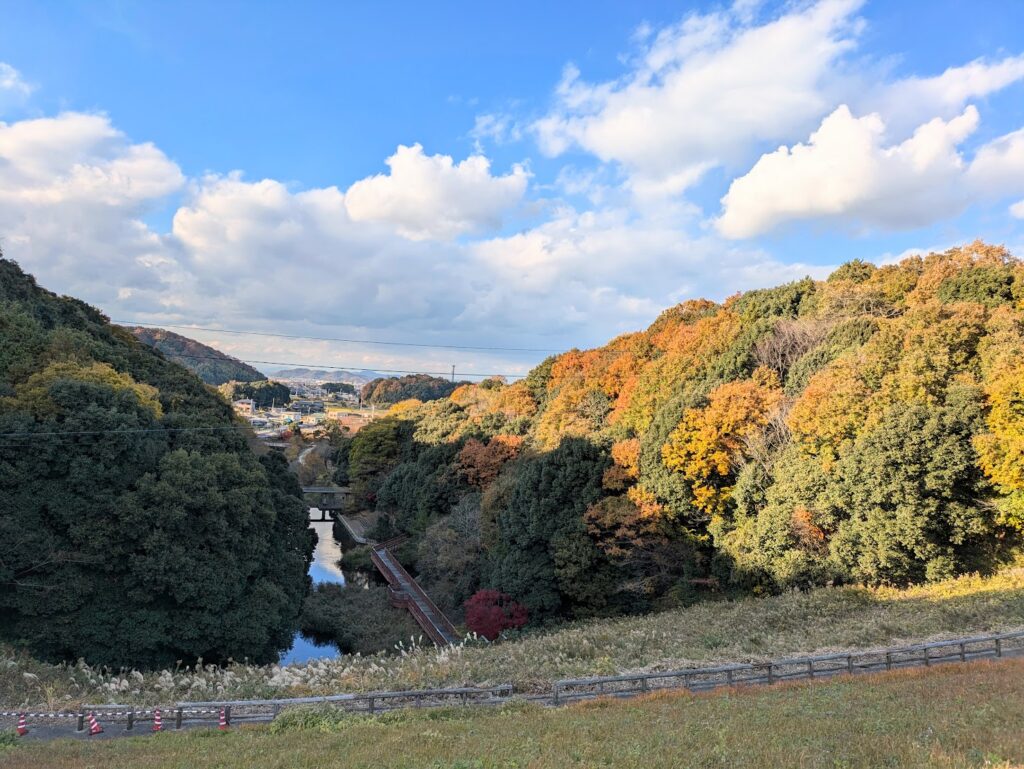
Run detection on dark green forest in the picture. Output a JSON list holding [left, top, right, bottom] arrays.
[[336, 243, 1024, 624], [360, 373, 467, 406], [219, 379, 292, 409], [0, 258, 314, 668], [130, 326, 267, 386]]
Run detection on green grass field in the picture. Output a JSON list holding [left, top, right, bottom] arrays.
[[5, 658, 1024, 769], [4, 567, 1024, 709]]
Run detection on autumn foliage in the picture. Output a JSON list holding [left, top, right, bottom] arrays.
[[347, 241, 1024, 626], [457, 435, 524, 488], [464, 589, 528, 640]]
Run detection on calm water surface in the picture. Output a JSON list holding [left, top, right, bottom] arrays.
[[279, 513, 345, 665]]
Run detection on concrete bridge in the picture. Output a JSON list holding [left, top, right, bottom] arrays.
[[301, 486, 348, 521]]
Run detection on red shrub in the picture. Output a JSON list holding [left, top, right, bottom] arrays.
[[464, 589, 528, 640]]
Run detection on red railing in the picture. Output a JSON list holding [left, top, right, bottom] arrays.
[[371, 543, 460, 646]]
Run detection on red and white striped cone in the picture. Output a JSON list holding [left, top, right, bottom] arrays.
[[218, 707, 228, 731], [16, 713, 28, 737], [152, 709, 163, 732], [88, 711, 103, 736]]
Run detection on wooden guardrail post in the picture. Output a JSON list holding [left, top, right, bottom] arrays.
[[175, 708, 183, 729], [127, 709, 135, 731], [846, 655, 854, 674], [224, 705, 232, 726], [959, 642, 966, 662], [367, 696, 375, 715], [766, 664, 774, 685], [77, 712, 85, 732], [924, 647, 931, 667], [552, 682, 560, 706], [996, 638, 1003, 657], [807, 660, 814, 678], [885, 652, 892, 671]]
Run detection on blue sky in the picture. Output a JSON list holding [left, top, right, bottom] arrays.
[[2, 0, 1024, 378]]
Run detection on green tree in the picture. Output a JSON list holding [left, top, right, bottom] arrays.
[[486, 438, 613, 619], [0, 258, 313, 668]]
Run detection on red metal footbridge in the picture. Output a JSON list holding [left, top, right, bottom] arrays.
[[370, 537, 460, 646]]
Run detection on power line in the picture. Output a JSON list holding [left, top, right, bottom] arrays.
[[163, 353, 526, 380], [119, 320, 564, 354]]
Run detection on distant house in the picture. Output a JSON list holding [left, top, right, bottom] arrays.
[[233, 398, 255, 417], [291, 400, 326, 414]]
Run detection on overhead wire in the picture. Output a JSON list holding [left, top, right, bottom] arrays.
[[164, 352, 527, 380], [117, 320, 565, 354]]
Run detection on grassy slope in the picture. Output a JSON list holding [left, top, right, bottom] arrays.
[[6, 659, 1024, 769], [3, 567, 1024, 708]]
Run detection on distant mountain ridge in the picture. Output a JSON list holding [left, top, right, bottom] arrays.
[[129, 327, 266, 386], [271, 367, 379, 385]]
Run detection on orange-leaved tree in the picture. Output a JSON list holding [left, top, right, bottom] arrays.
[[662, 367, 783, 517]]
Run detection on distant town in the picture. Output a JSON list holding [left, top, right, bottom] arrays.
[[232, 376, 377, 441]]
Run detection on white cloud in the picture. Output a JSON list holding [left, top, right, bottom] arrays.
[[1011, 200, 1024, 219], [0, 113, 183, 206], [967, 127, 1024, 195], [470, 113, 524, 147], [0, 105, 825, 376], [469, 206, 827, 335], [169, 173, 473, 330], [717, 99, 1024, 238], [533, 0, 863, 194], [343, 143, 528, 240], [0, 62, 32, 96], [869, 56, 1024, 136], [716, 105, 983, 238], [0, 112, 184, 305]]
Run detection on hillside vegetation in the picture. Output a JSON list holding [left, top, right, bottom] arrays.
[[360, 373, 468, 406], [8, 660, 1024, 769], [130, 326, 266, 386], [3, 566, 1022, 708], [338, 242, 1024, 623], [0, 258, 313, 669], [219, 379, 292, 408]]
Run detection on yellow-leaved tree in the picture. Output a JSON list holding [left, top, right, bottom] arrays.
[[662, 367, 783, 517]]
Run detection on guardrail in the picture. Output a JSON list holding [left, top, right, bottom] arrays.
[[3, 630, 1022, 736], [182, 683, 514, 722], [550, 629, 1024, 704], [0, 684, 514, 734]]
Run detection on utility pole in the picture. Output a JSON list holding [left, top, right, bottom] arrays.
[[451, 364, 455, 383]]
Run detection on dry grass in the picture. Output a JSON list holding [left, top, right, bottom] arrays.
[[5, 659, 1024, 769], [3, 567, 1024, 709]]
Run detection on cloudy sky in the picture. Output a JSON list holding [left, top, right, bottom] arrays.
[[2, 0, 1024, 379]]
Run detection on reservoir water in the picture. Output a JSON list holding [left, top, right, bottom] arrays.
[[279, 512, 346, 665]]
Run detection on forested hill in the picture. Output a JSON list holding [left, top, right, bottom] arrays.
[[342, 242, 1024, 624], [0, 257, 313, 669], [130, 326, 266, 385], [360, 373, 468, 405]]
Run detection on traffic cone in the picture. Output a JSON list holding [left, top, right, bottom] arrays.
[[16, 713, 27, 737], [152, 709, 163, 732], [88, 711, 103, 735], [218, 707, 228, 731]]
